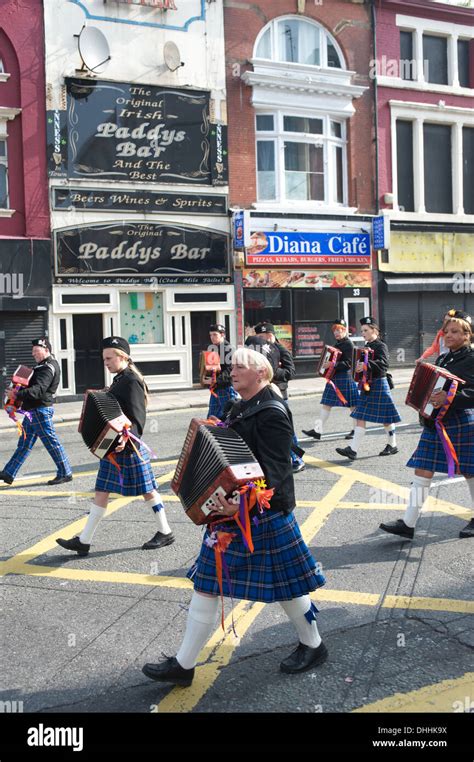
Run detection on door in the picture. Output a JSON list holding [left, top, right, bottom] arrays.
[[73, 314, 104, 394], [343, 297, 370, 344], [190, 311, 216, 384]]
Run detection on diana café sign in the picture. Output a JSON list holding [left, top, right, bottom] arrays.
[[246, 231, 371, 267]]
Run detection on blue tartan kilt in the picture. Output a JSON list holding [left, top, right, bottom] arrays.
[[351, 377, 401, 424], [207, 385, 238, 419], [321, 371, 360, 408], [407, 409, 474, 475], [95, 443, 157, 496], [187, 510, 326, 603]]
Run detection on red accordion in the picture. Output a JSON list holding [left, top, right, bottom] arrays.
[[406, 363, 465, 419], [352, 347, 374, 385], [199, 350, 221, 386], [79, 390, 131, 459], [316, 345, 342, 380], [171, 418, 264, 525], [3, 364, 33, 411]]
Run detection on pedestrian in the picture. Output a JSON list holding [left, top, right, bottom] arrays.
[[380, 311, 474, 540], [0, 338, 73, 486], [336, 317, 401, 461], [206, 324, 237, 419], [56, 336, 174, 555], [416, 310, 453, 362], [142, 347, 327, 687], [302, 318, 359, 442]]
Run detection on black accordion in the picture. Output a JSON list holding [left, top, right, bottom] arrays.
[[171, 418, 265, 525], [78, 390, 131, 459]]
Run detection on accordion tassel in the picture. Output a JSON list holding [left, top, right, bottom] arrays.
[[107, 452, 124, 487], [326, 379, 347, 405]]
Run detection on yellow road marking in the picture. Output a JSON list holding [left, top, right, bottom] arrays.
[[0, 459, 178, 489], [337, 501, 471, 519], [382, 595, 474, 615], [353, 672, 474, 713], [2, 562, 193, 589], [314, 589, 381, 607]]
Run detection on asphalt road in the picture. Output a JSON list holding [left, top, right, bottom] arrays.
[[0, 388, 472, 721]]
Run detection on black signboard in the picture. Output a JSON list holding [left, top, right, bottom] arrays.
[[46, 110, 68, 178], [54, 222, 230, 285], [294, 323, 334, 357], [66, 79, 217, 185], [210, 123, 228, 186], [52, 187, 227, 215]]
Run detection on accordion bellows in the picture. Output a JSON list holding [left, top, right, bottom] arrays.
[[171, 418, 265, 525], [79, 390, 131, 459], [406, 363, 465, 419]]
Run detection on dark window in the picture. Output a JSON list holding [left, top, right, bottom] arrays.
[[424, 123, 452, 213], [59, 318, 67, 350], [335, 146, 343, 204], [171, 315, 176, 345], [293, 289, 339, 321], [61, 358, 69, 388], [327, 41, 341, 69], [243, 289, 291, 328], [463, 126, 474, 215], [256, 115, 274, 131], [458, 39, 470, 88], [396, 120, 414, 212], [174, 292, 227, 303], [61, 294, 110, 304], [423, 35, 448, 85], [400, 31, 414, 81], [136, 360, 180, 376]]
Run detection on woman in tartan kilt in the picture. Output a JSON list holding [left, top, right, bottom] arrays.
[[142, 347, 328, 687], [303, 318, 360, 442], [336, 316, 401, 461], [380, 310, 474, 540], [56, 336, 174, 556]]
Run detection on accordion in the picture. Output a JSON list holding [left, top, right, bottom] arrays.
[[352, 347, 374, 384], [3, 365, 33, 409], [199, 350, 221, 386], [171, 418, 265, 525], [78, 390, 132, 459], [316, 345, 342, 380], [406, 363, 465, 419]]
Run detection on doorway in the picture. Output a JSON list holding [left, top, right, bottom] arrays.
[[73, 314, 104, 394], [190, 311, 216, 384]]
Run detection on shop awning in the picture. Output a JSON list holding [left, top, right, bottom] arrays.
[[384, 277, 456, 293]]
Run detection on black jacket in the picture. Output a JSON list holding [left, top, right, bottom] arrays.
[[365, 339, 389, 378], [436, 345, 474, 414], [334, 337, 354, 373], [224, 385, 295, 515], [212, 339, 234, 389], [16, 356, 61, 411], [272, 342, 296, 400], [108, 367, 147, 437]]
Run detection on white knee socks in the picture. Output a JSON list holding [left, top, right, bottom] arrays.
[[385, 424, 397, 447], [316, 407, 331, 434], [145, 492, 171, 535], [79, 503, 107, 545], [176, 593, 219, 670], [279, 595, 322, 648], [403, 475, 431, 528], [351, 426, 366, 453]]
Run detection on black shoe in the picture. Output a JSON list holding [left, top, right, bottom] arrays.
[[0, 471, 14, 485], [56, 536, 90, 556], [142, 531, 175, 550], [379, 519, 414, 540], [302, 429, 321, 440], [47, 474, 73, 485], [459, 518, 474, 539], [335, 446, 357, 461], [142, 656, 194, 687], [280, 641, 328, 674], [292, 462, 305, 474], [379, 444, 398, 456], [345, 429, 355, 440]]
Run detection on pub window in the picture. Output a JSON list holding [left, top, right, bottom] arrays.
[[0, 139, 9, 208], [119, 291, 164, 345], [463, 126, 474, 215], [423, 35, 448, 85], [255, 17, 343, 69], [423, 123, 452, 214], [396, 120, 414, 212], [399, 31, 414, 81], [457, 40, 470, 89], [61, 293, 111, 304]]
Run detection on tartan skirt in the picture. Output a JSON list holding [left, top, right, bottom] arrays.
[[207, 385, 238, 419], [407, 409, 474, 475], [95, 443, 158, 495], [321, 371, 360, 408], [187, 510, 326, 603], [351, 377, 401, 424]]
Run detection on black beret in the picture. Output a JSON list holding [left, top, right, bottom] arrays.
[[332, 318, 347, 328], [254, 322, 275, 335], [102, 336, 130, 355], [32, 337, 52, 351], [446, 309, 472, 324], [209, 324, 226, 334], [360, 316, 378, 326]]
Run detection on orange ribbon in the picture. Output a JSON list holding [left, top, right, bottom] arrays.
[[327, 379, 348, 405]]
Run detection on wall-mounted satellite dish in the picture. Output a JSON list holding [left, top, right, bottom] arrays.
[[164, 41, 184, 72], [76, 26, 111, 74]]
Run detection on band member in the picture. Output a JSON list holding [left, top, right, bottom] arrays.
[[206, 324, 237, 419], [253, 322, 305, 473], [303, 318, 359, 442], [336, 317, 401, 461], [0, 338, 72, 486], [380, 311, 474, 540], [416, 310, 452, 362], [56, 336, 173, 555], [142, 347, 327, 686]]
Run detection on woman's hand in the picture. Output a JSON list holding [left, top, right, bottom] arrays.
[[114, 435, 126, 453], [356, 361, 365, 373], [207, 415, 221, 425], [213, 491, 240, 517], [430, 390, 448, 409]]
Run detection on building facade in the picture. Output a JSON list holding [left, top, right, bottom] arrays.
[[44, 0, 230, 396]]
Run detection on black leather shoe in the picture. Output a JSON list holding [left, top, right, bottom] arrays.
[[379, 444, 398, 456], [0, 471, 14, 485], [47, 474, 73, 485], [142, 656, 194, 686], [335, 446, 357, 461], [345, 429, 355, 440], [459, 519, 474, 539], [292, 462, 305, 474], [379, 519, 414, 540], [56, 536, 90, 556], [302, 429, 321, 440], [280, 641, 328, 674], [142, 531, 175, 550]]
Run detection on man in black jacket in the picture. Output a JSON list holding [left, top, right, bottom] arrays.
[[0, 338, 72, 485], [206, 324, 237, 419]]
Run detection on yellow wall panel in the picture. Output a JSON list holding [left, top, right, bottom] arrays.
[[379, 232, 474, 273]]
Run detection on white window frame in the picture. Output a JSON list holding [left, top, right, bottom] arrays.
[[390, 100, 474, 221], [0, 138, 8, 210], [0, 59, 10, 83], [254, 15, 345, 70], [0, 107, 20, 217], [343, 297, 370, 343]]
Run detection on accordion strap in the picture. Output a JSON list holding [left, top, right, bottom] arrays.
[[231, 399, 291, 424]]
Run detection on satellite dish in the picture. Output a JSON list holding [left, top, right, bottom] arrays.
[[77, 26, 111, 74], [164, 41, 184, 72]]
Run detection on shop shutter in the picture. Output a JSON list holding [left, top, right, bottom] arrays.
[[383, 293, 419, 366], [1, 311, 48, 379], [420, 292, 466, 351]]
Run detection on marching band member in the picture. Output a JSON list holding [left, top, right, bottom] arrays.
[[0, 338, 72, 486], [56, 336, 173, 555], [336, 317, 401, 461], [142, 347, 327, 687], [206, 324, 237, 419], [302, 318, 359, 442], [416, 310, 452, 362], [380, 311, 474, 540]]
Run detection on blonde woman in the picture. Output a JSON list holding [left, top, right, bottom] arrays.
[[56, 336, 173, 555]]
